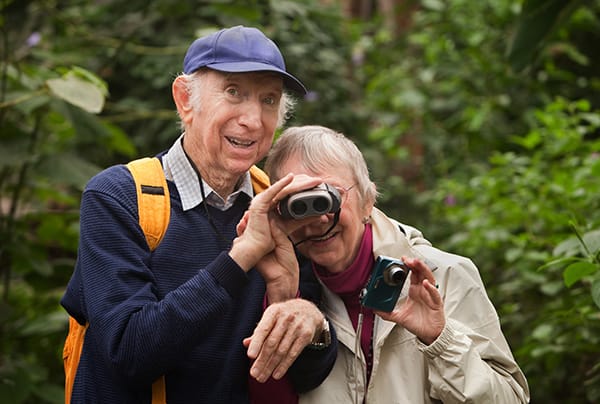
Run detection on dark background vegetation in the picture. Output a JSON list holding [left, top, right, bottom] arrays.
[[1, 0, 599, 402]]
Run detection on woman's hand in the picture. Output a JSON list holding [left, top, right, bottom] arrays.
[[376, 256, 445, 345]]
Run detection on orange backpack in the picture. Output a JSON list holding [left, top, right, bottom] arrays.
[[62, 157, 270, 404]]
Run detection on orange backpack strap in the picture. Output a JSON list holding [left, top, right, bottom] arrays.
[[63, 316, 166, 404], [126, 157, 169, 403], [151, 377, 167, 404], [63, 317, 88, 404], [126, 157, 171, 251], [250, 165, 270, 194]]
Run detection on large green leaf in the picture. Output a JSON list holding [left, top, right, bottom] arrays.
[[582, 229, 600, 255], [46, 72, 105, 114], [506, 0, 582, 72], [563, 261, 598, 287]]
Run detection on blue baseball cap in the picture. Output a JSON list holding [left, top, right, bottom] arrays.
[[183, 26, 307, 95]]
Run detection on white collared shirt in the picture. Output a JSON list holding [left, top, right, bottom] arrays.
[[162, 134, 254, 211]]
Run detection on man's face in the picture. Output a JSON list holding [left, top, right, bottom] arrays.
[[185, 69, 283, 177]]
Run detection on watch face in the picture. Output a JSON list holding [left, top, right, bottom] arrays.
[[308, 318, 331, 350], [322, 318, 331, 346]]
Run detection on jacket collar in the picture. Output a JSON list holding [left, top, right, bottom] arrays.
[[320, 207, 421, 354]]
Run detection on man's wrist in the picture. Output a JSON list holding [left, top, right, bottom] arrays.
[[229, 238, 260, 272], [265, 284, 298, 304]]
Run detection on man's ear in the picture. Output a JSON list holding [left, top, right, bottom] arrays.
[[172, 76, 194, 124]]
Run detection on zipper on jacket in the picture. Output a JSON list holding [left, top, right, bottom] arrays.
[[354, 287, 370, 404]]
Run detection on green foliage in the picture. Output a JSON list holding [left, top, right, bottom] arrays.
[[352, 1, 600, 401], [356, 0, 600, 227], [0, 55, 124, 404], [429, 98, 600, 403], [507, 0, 584, 72], [357, 0, 538, 223], [2, 0, 600, 402]]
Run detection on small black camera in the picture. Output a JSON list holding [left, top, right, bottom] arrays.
[[361, 256, 410, 312], [278, 183, 341, 219]]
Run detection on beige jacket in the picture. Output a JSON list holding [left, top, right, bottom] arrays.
[[300, 208, 530, 404]]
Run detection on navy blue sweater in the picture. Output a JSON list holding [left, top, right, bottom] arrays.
[[61, 162, 336, 403]]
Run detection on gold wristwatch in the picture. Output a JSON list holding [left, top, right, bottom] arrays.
[[308, 317, 331, 350]]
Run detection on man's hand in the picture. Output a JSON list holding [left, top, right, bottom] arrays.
[[257, 217, 300, 302], [237, 210, 299, 302], [376, 256, 445, 345], [229, 174, 294, 271], [243, 299, 325, 383], [235, 174, 323, 301]]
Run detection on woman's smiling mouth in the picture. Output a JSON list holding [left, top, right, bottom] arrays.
[[310, 230, 338, 242]]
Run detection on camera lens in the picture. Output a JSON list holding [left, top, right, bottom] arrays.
[[290, 200, 308, 216], [312, 196, 330, 214], [384, 264, 408, 286]]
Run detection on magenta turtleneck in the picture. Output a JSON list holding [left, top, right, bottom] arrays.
[[314, 223, 376, 380]]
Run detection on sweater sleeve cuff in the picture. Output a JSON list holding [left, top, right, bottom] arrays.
[[206, 251, 249, 298], [416, 319, 456, 359]]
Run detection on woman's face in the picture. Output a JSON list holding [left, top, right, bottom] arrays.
[[279, 153, 373, 274]]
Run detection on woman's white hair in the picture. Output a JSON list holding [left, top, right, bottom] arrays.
[[175, 69, 296, 130], [264, 125, 378, 206]]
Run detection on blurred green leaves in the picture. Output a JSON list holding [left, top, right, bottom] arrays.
[[507, 0, 584, 72], [429, 98, 600, 402]]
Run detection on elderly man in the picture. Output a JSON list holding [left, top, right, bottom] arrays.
[[61, 26, 336, 403]]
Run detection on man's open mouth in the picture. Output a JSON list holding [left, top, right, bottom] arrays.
[[226, 136, 255, 147]]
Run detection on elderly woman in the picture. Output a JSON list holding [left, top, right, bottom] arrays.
[[264, 125, 530, 404]]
